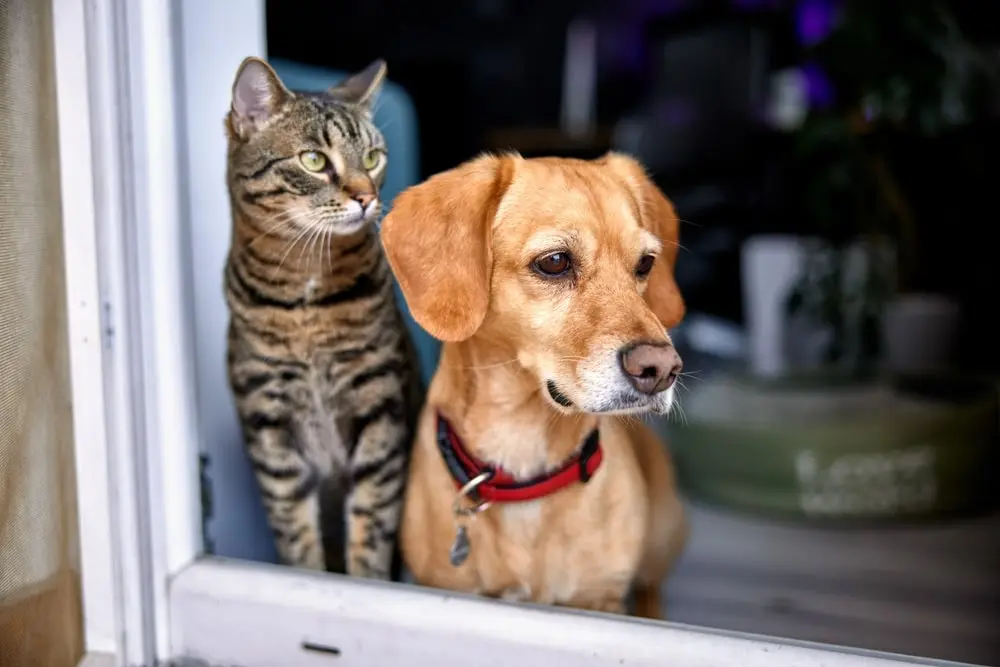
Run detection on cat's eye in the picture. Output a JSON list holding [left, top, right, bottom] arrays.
[[362, 148, 384, 171], [299, 151, 328, 172]]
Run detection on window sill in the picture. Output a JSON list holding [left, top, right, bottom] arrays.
[[168, 557, 943, 667]]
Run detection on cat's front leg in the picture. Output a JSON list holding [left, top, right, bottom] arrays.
[[232, 364, 326, 571], [335, 374, 412, 580], [243, 420, 326, 570]]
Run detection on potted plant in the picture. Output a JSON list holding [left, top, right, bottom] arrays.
[[666, 1, 1000, 522], [782, 0, 998, 378]]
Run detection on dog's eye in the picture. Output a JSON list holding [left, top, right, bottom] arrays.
[[636, 254, 656, 279], [533, 252, 572, 277]]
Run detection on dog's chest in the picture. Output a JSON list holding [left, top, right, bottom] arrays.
[[483, 481, 643, 606], [457, 420, 644, 605], [475, 422, 550, 479], [498, 503, 578, 603]]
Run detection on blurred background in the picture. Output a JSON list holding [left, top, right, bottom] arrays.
[[227, 0, 999, 663]]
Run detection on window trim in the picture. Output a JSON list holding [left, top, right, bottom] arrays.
[[171, 558, 953, 667], [52, 0, 970, 665], [53, 0, 118, 656], [54, 0, 199, 662]]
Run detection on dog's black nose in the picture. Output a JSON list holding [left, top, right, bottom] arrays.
[[619, 342, 682, 395]]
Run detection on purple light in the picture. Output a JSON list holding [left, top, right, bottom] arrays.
[[797, 0, 838, 46], [802, 61, 834, 108]]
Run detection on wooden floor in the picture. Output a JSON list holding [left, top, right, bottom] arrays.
[[666, 501, 1000, 666]]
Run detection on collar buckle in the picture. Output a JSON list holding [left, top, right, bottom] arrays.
[[453, 470, 494, 516]]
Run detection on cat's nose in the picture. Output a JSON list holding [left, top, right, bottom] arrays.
[[344, 175, 377, 210], [351, 191, 376, 209]]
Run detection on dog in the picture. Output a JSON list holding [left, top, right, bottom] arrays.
[[380, 152, 688, 618]]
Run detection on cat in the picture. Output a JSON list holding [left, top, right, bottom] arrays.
[[223, 56, 421, 580]]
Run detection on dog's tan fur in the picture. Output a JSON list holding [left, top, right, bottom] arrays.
[[380, 152, 688, 617]]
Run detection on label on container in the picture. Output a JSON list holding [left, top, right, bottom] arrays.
[[794, 445, 937, 517]]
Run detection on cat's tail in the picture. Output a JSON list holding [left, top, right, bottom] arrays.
[[319, 476, 347, 575]]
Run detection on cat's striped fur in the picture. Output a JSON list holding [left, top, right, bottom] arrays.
[[223, 57, 421, 579]]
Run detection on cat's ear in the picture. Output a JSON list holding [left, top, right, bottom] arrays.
[[329, 59, 387, 112], [229, 57, 291, 139]]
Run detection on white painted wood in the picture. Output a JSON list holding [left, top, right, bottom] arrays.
[[119, 0, 206, 656], [81, 0, 164, 660], [76, 653, 117, 667], [53, 0, 198, 661], [52, 0, 120, 655], [170, 558, 961, 667], [124, 0, 203, 580], [56, 1, 192, 661]]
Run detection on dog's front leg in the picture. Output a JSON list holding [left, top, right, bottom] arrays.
[[566, 589, 629, 615], [588, 598, 628, 615], [631, 584, 664, 620]]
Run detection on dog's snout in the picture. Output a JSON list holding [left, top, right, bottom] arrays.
[[619, 342, 682, 395]]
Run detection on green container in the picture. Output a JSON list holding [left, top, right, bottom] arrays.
[[662, 373, 999, 523]]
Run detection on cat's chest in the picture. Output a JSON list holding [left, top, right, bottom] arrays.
[[294, 369, 347, 473], [279, 276, 348, 356], [303, 277, 322, 301]]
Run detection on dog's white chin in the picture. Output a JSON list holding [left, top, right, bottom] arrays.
[[651, 387, 677, 415], [596, 387, 676, 416], [543, 383, 676, 417]]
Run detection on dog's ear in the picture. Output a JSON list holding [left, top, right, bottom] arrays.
[[599, 152, 686, 328], [381, 154, 515, 342]]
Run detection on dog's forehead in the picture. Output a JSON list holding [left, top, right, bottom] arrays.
[[493, 160, 648, 252]]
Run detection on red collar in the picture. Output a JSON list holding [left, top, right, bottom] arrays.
[[435, 412, 603, 504]]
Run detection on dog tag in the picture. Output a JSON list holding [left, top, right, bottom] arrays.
[[449, 524, 471, 567]]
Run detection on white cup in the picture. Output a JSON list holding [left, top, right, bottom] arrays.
[[741, 235, 809, 377]]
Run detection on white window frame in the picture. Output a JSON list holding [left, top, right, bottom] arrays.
[[51, 0, 969, 665]]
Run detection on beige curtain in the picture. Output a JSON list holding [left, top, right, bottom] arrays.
[[0, 0, 84, 666]]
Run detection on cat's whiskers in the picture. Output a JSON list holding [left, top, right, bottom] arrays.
[[303, 219, 330, 276], [323, 226, 334, 273], [299, 224, 320, 274], [315, 223, 333, 273], [243, 208, 315, 254], [270, 215, 323, 281], [256, 205, 317, 231]]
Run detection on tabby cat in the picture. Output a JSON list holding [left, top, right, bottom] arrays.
[[223, 56, 421, 580]]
